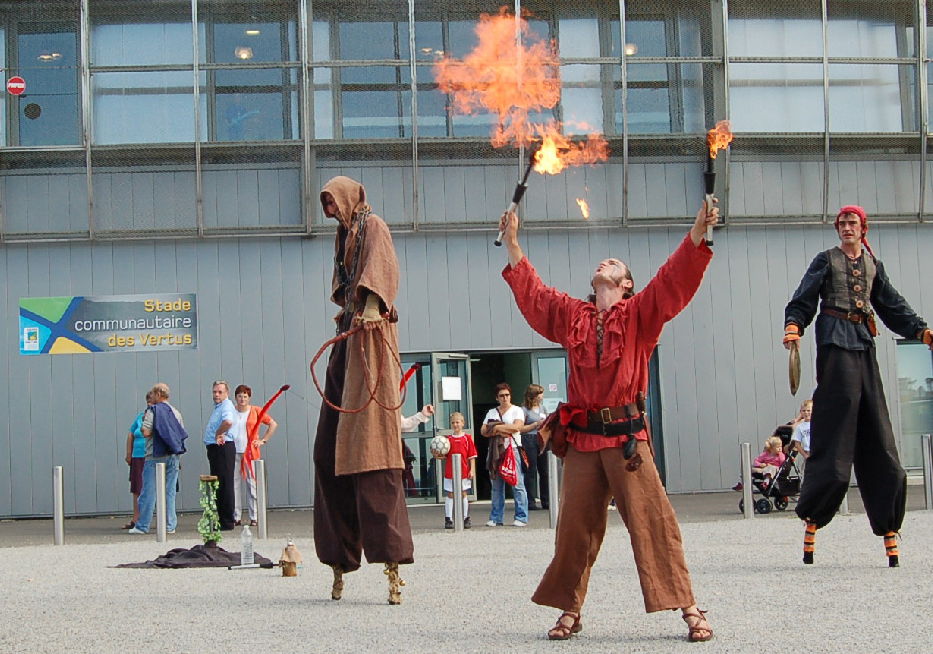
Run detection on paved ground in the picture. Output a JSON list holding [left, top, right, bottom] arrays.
[[2, 487, 931, 653]]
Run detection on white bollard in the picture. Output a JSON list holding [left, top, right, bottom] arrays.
[[256, 459, 268, 540], [921, 434, 932, 512], [53, 466, 64, 545], [155, 461, 167, 543], [452, 453, 463, 532], [741, 443, 753, 519], [548, 451, 560, 528], [840, 492, 850, 515]]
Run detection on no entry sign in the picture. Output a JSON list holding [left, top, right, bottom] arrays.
[[7, 76, 25, 95]]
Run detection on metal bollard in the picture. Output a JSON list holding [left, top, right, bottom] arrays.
[[155, 461, 167, 543], [741, 443, 753, 519], [256, 459, 268, 539], [53, 466, 65, 545], [452, 453, 463, 532], [921, 434, 932, 512], [548, 451, 560, 528], [840, 492, 849, 515]]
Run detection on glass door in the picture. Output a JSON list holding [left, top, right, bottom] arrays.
[[531, 350, 568, 415], [431, 352, 474, 500]]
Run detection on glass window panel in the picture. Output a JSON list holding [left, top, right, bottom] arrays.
[[561, 62, 599, 84], [727, 0, 823, 58], [215, 92, 284, 141], [314, 91, 335, 139], [449, 20, 480, 58], [92, 71, 196, 144], [91, 21, 194, 66], [412, 21, 444, 61], [729, 63, 824, 132], [342, 64, 397, 86], [213, 22, 288, 64], [215, 67, 283, 87], [558, 19, 599, 59], [414, 82, 448, 137], [342, 90, 403, 139], [829, 63, 914, 132], [896, 342, 933, 469], [312, 20, 331, 61], [561, 87, 602, 133], [340, 22, 399, 60], [626, 20, 667, 58], [826, 1, 914, 58], [623, 87, 672, 133], [0, 26, 5, 146], [617, 62, 707, 134], [17, 25, 80, 146]]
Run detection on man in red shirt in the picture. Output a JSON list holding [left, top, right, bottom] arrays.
[[497, 200, 718, 643]]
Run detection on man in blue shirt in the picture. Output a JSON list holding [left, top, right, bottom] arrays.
[[204, 380, 237, 530]]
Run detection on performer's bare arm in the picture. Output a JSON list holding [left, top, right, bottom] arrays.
[[498, 210, 524, 268]]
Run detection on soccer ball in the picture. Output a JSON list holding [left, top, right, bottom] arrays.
[[429, 434, 451, 458]]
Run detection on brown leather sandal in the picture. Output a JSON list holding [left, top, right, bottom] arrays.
[[682, 609, 713, 643], [547, 611, 582, 641]]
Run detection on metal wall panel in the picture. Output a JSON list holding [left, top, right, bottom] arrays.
[[2, 220, 933, 516]]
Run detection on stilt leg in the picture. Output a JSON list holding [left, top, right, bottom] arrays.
[[331, 564, 345, 600], [884, 532, 899, 568], [384, 562, 405, 605], [803, 521, 817, 565]]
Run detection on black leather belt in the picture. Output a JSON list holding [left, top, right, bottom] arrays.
[[580, 415, 646, 438]]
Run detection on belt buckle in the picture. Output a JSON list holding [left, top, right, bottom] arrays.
[[600, 407, 612, 424]]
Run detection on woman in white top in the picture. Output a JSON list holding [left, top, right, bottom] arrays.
[[481, 382, 528, 526]]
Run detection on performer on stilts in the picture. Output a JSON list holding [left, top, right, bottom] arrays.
[[783, 204, 933, 566], [312, 176, 412, 604]]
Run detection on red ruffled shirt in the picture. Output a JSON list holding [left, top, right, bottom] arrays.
[[503, 234, 712, 452]]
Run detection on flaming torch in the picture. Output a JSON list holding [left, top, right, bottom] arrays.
[[495, 144, 540, 247], [434, 8, 609, 243], [704, 120, 733, 246]]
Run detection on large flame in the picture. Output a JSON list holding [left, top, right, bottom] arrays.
[[707, 120, 733, 159], [434, 8, 609, 174]]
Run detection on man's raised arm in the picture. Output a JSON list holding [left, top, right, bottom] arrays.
[[499, 210, 524, 268]]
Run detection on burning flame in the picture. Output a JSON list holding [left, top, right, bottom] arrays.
[[575, 198, 590, 220], [707, 120, 733, 159], [434, 8, 609, 175]]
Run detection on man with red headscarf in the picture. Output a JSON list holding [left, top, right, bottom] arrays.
[[784, 205, 932, 567], [313, 175, 412, 605]]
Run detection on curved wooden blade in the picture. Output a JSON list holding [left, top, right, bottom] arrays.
[[789, 340, 801, 396]]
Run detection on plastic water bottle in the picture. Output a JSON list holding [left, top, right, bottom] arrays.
[[240, 525, 254, 565]]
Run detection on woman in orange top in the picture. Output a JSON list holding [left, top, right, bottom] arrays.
[[233, 384, 278, 526]]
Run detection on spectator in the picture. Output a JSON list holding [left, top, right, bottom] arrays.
[[232, 384, 278, 527], [520, 384, 548, 510], [204, 380, 237, 531], [440, 411, 477, 529], [128, 383, 187, 535], [753, 436, 787, 486], [481, 382, 528, 527], [122, 392, 150, 530]]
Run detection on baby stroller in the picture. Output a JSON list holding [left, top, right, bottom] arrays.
[[738, 449, 801, 515]]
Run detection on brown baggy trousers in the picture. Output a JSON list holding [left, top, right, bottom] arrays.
[[312, 335, 414, 572], [532, 442, 695, 613]]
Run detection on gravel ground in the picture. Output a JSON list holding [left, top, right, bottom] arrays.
[[3, 510, 931, 653]]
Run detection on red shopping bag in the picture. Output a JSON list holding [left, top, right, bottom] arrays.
[[498, 442, 519, 486]]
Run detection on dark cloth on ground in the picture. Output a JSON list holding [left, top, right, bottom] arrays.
[[115, 544, 272, 569]]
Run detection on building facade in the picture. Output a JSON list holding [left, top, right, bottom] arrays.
[[2, 0, 932, 518]]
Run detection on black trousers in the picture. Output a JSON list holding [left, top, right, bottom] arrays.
[[312, 335, 414, 572], [795, 345, 907, 535], [206, 441, 237, 529], [521, 434, 540, 501]]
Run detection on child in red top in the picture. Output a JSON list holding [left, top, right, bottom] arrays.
[[442, 412, 477, 529]]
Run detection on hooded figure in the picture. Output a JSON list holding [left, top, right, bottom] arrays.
[[313, 175, 413, 605]]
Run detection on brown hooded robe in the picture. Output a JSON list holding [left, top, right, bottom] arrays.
[[313, 176, 413, 571]]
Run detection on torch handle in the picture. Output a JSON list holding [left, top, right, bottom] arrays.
[[494, 201, 520, 247], [704, 193, 714, 247]]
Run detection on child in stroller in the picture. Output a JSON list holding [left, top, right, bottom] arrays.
[[739, 436, 802, 514]]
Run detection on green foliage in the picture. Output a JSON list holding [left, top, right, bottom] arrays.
[[197, 479, 222, 546]]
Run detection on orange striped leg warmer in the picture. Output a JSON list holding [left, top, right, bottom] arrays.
[[884, 532, 899, 568], [802, 521, 817, 565]]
